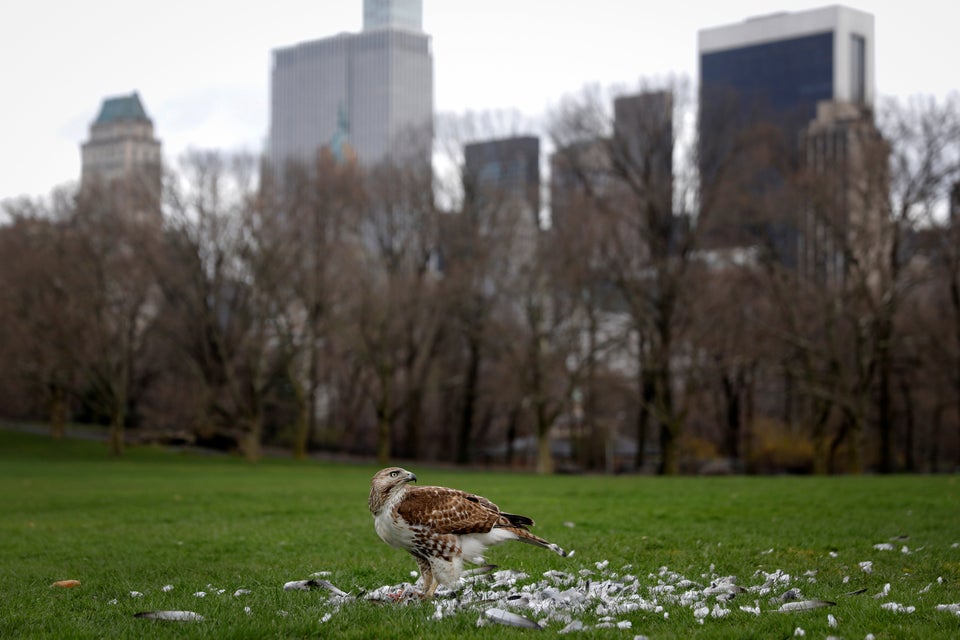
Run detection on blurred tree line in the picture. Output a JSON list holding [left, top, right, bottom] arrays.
[[1, 82, 959, 474]]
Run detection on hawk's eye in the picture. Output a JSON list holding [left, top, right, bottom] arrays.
[[390, 470, 400, 477]]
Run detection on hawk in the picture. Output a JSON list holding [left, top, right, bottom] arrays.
[[368, 467, 568, 598]]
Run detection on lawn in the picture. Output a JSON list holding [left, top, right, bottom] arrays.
[[0, 429, 958, 639]]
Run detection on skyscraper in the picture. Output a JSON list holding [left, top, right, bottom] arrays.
[[463, 136, 540, 227], [697, 5, 876, 258], [269, 0, 433, 171], [797, 100, 889, 287], [80, 92, 162, 219], [698, 5, 875, 180], [550, 91, 674, 235]]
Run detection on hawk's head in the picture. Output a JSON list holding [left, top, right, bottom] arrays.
[[368, 466, 417, 515]]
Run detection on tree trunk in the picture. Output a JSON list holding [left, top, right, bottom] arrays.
[[377, 411, 391, 466], [49, 386, 66, 440], [535, 427, 554, 474], [810, 401, 832, 475], [877, 320, 895, 473], [293, 388, 309, 460], [658, 420, 679, 475], [634, 369, 655, 470], [403, 386, 422, 460], [900, 378, 915, 472], [108, 407, 125, 457], [456, 336, 480, 464], [240, 413, 263, 462], [721, 370, 741, 460], [846, 410, 864, 474], [656, 370, 679, 475]]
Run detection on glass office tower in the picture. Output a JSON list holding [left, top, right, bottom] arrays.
[[697, 6, 875, 257], [269, 0, 432, 170], [698, 5, 874, 179]]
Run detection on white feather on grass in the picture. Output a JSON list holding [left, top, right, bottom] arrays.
[[134, 610, 204, 622]]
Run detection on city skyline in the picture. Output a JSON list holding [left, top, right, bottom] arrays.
[[1, 0, 957, 202]]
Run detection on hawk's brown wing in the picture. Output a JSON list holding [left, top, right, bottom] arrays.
[[397, 486, 502, 534]]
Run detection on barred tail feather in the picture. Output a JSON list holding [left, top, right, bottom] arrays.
[[505, 526, 568, 557]]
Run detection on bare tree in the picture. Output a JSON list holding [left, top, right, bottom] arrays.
[[0, 191, 83, 438], [876, 94, 960, 470], [548, 79, 705, 474], [160, 150, 274, 461], [257, 149, 365, 458], [70, 179, 162, 454], [347, 152, 442, 464]]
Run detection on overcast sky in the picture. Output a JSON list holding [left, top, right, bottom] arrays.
[[1, 0, 956, 202]]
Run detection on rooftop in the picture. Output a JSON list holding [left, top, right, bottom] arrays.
[[93, 92, 151, 125]]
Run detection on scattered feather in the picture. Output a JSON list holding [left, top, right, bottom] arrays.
[[462, 564, 497, 578], [162, 584, 174, 592], [558, 620, 584, 634], [827, 613, 838, 628], [859, 561, 873, 573], [777, 600, 836, 612], [842, 588, 868, 596], [234, 588, 251, 597], [935, 603, 960, 616], [880, 602, 915, 614], [134, 610, 204, 622], [873, 543, 895, 551], [873, 583, 891, 599], [129, 591, 144, 598], [484, 607, 542, 629], [282, 578, 349, 597]]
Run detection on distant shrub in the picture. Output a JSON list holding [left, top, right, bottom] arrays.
[[748, 418, 815, 474]]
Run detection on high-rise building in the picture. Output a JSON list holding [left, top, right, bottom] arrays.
[[464, 136, 540, 227], [697, 6, 876, 259], [80, 92, 163, 218], [797, 100, 889, 287], [269, 0, 433, 171], [698, 5, 874, 181], [550, 91, 674, 235], [613, 91, 674, 215]]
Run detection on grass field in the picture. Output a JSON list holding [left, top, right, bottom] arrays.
[[1, 429, 958, 639]]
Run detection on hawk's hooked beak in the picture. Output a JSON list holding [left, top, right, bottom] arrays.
[[406, 472, 418, 483]]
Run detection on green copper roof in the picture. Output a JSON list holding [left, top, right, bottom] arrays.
[[94, 92, 150, 125]]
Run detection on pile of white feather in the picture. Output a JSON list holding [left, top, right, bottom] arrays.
[[122, 540, 959, 634]]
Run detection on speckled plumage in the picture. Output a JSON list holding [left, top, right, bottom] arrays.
[[368, 467, 567, 598]]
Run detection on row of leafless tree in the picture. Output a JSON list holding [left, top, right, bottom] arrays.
[[1, 83, 959, 473]]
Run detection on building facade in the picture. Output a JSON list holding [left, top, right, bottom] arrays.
[[80, 92, 162, 218], [550, 91, 674, 234], [699, 5, 875, 152], [697, 5, 877, 263], [464, 136, 541, 227], [797, 100, 889, 287], [269, 0, 433, 171]]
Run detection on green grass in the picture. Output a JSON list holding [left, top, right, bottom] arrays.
[[1, 429, 958, 639]]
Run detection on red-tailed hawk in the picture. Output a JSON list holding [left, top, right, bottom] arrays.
[[368, 467, 567, 598]]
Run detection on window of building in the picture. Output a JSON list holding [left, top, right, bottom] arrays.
[[850, 34, 866, 104]]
